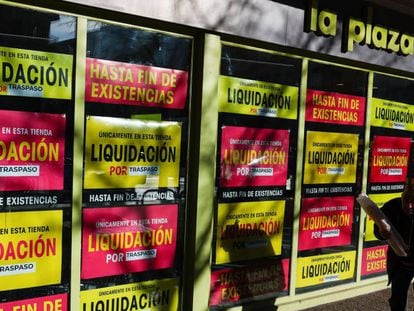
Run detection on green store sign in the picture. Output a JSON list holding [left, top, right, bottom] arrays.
[[305, 0, 414, 56]]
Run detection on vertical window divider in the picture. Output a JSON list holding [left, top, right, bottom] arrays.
[[191, 33, 221, 311], [356, 71, 374, 282], [289, 57, 309, 296], [71, 16, 87, 310]]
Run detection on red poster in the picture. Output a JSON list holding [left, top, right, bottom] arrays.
[[305, 89, 365, 126], [369, 135, 411, 183], [81, 205, 178, 279], [0, 110, 66, 191], [298, 196, 354, 251], [220, 126, 289, 187], [85, 58, 188, 109], [361, 245, 387, 276], [209, 259, 289, 306], [0, 293, 67, 311]]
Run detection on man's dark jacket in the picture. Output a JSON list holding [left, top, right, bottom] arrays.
[[373, 197, 414, 283]]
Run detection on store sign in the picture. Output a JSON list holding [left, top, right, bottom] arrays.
[[0, 210, 63, 291], [80, 278, 179, 311], [220, 126, 290, 188], [298, 196, 353, 251], [361, 245, 387, 276], [306, 0, 414, 56], [296, 251, 356, 288], [0, 110, 66, 191], [0, 294, 67, 311], [303, 131, 359, 185], [0, 46, 72, 99], [85, 58, 188, 109], [81, 205, 178, 279], [84, 116, 181, 189], [209, 260, 289, 306], [215, 200, 285, 264]]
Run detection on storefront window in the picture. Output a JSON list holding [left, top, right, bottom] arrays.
[[0, 3, 76, 309], [361, 73, 414, 279], [79, 21, 192, 309], [209, 44, 302, 309], [296, 61, 368, 292]]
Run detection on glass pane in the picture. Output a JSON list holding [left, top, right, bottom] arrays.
[[296, 61, 368, 293], [80, 20, 192, 310], [210, 44, 302, 309], [0, 4, 76, 308], [361, 73, 414, 280]]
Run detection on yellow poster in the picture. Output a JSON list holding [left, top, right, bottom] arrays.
[[215, 200, 285, 264], [304, 131, 359, 184], [364, 192, 401, 241], [296, 251, 356, 288], [0, 210, 62, 291], [0, 46, 73, 99], [80, 278, 179, 311], [84, 116, 181, 189], [218, 76, 298, 119], [371, 98, 414, 131]]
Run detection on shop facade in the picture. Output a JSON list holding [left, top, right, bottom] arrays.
[[0, 0, 414, 310]]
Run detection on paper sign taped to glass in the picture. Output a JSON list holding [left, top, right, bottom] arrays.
[[357, 193, 408, 257]]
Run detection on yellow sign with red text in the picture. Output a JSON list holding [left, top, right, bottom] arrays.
[[0, 210, 62, 291], [215, 200, 285, 264]]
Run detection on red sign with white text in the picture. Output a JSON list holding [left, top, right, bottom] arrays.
[[369, 135, 411, 183], [81, 205, 178, 279], [220, 126, 289, 188], [305, 89, 365, 126], [361, 245, 387, 276], [0, 110, 66, 191], [298, 196, 354, 251], [209, 259, 289, 306], [0, 294, 67, 311], [85, 58, 188, 109]]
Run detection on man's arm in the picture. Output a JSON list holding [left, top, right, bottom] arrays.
[[374, 218, 391, 240], [373, 200, 395, 240]]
